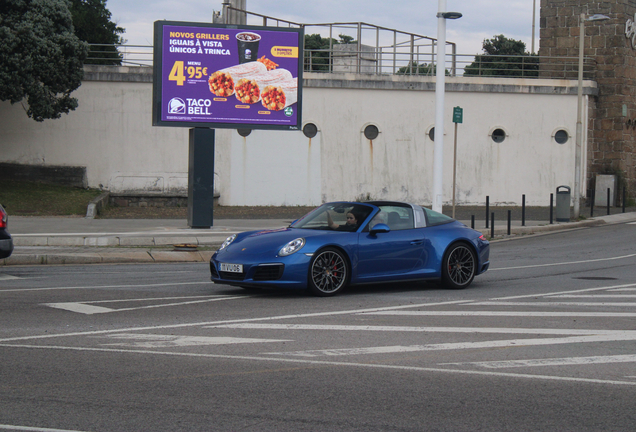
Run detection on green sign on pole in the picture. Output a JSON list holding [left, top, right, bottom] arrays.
[[453, 106, 463, 124]]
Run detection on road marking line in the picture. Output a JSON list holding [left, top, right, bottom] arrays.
[[0, 424, 88, 432], [12, 230, 237, 237], [0, 281, 207, 293], [96, 333, 291, 348], [488, 253, 636, 271], [209, 323, 620, 336], [78, 294, 223, 304], [46, 303, 113, 314], [0, 299, 472, 343], [45, 295, 243, 315], [264, 333, 636, 357], [366, 311, 636, 317], [1, 343, 634, 387], [472, 301, 636, 307], [442, 354, 636, 369], [0, 274, 19, 281], [550, 294, 636, 298], [489, 283, 636, 301]]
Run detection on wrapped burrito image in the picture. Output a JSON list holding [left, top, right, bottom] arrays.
[[261, 78, 298, 111], [208, 62, 267, 97], [235, 69, 293, 104]]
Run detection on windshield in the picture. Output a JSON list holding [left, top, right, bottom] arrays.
[[290, 202, 374, 231]]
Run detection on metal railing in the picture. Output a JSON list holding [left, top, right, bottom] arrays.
[[89, 42, 598, 81], [86, 5, 599, 80], [87, 44, 153, 67]]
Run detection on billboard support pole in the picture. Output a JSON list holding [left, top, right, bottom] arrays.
[[187, 127, 215, 228]]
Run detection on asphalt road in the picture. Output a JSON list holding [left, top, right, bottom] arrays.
[[1, 221, 635, 431]]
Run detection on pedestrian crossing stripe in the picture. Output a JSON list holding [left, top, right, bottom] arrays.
[[96, 333, 291, 348]]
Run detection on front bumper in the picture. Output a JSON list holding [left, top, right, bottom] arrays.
[[210, 252, 312, 289]]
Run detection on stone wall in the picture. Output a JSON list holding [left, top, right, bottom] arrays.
[[0, 162, 87, 188], [540, 0, 636, 202], [109, 195, 189, 208]]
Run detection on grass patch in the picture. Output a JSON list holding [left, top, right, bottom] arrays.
[[0, 180, 102, 216]]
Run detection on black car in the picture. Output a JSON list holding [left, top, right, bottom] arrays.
[[0, 204, 14, 259]]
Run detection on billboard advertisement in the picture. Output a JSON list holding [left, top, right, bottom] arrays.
[[153, 21, 303, 130]]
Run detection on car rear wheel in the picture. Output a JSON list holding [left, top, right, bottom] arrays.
[[308, 247, 349, 296], [441, 243, 476, 289]]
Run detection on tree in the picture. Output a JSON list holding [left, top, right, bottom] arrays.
[[0, 0, 88, 121], [397, 61, 449, 76], [304, 33, 359, 72], [338, 34, 354, 44], [463, 35, 538, 77], [304, 33, 338, 72], [69, 0, 125, 65]]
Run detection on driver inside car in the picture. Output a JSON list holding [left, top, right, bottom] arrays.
[[327, 209, 360, 231]]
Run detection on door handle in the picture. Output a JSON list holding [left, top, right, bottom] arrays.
[[410, 240, 424, 245]]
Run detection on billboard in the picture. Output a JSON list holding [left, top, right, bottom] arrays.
[[153, 21, 303, 130]]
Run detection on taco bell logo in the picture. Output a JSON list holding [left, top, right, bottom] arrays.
[[245, 49, 252, 59], [168, 98, 186, 114]]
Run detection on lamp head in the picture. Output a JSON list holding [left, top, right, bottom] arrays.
[[437, 12, 462, 19], [586, 14, 610, 22]]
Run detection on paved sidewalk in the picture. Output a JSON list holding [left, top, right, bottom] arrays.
[[1, 211, 635, 267], [1, 217, 294, 267]]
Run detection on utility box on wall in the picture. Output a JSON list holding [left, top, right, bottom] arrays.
[[595, 174, 617, 207]]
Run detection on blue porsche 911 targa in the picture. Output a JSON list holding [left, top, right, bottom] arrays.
[[210, 201, 490, 296]]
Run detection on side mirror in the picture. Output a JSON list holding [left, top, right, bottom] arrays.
[[370, 223, 390, 235]]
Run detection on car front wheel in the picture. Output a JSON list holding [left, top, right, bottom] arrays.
[[441, 243, 476, 289], [308, 247, 349, 296]]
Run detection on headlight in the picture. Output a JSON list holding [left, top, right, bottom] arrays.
[[278, 238, 305, 256], [218, 234, 237, 251]]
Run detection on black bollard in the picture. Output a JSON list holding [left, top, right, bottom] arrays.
[[550, 193, 554, 224], [590, 188, 595, 217], [507, 210, 511, 235], [485, 196, 490, 228], [491, 212, 495, 238], [471, 215, 475, 229], [607, 188, 611, 215], [522, 194, 526, 226], [623, 187, 626, 213]]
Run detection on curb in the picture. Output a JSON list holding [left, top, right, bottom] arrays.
[[11, 235, 226, 248], [1, 249, 214, 266], [85, 191, 110, 219], [478, 218, 606, 239]]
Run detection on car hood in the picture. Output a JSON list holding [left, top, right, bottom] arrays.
[[220, 227, 348, 257]]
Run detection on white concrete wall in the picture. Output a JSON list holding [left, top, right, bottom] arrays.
[[221, 74, 588, 206], [0, 76, 190, 193], [223, 128, 322, 205], [0, 67, 591, 207]]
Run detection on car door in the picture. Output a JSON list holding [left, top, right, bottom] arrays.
[[355, 205, 427, 282]]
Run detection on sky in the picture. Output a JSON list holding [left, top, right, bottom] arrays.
[[106, 0, 542, 58]]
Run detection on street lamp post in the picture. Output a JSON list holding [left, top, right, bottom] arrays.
[[432, 1, 461, 213], [531, 0, 536, 54], [573, 13, 610, 220]]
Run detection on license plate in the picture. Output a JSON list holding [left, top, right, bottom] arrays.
[[220, 263, 243, 273]]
